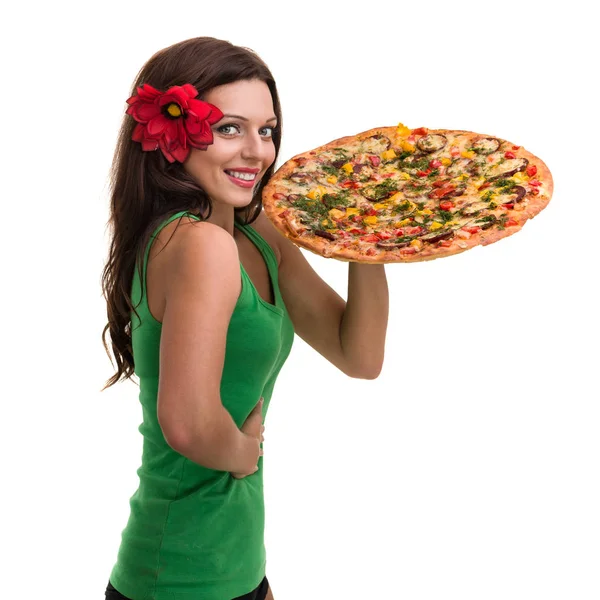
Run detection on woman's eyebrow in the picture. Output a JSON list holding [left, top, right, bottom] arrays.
[[221, 114, 278, 123]]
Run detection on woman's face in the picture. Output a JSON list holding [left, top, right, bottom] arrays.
[[183, 79, 277, 211]]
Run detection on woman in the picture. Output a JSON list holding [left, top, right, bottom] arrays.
[[101, 36, 389, 600]]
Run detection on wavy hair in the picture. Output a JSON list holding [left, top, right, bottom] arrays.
[[100, 37, 283, 390]]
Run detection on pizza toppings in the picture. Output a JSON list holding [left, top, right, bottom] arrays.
[[266, 125, 551, 262]]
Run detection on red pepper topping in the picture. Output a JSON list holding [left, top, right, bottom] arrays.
[[364, 207, 378, 216], [478, 181, 491, 190], [526, 165, 538, 177], [412, 127, 428, 135], [432, 179, 450, 188], [361, 233, 381, 243], [529, 179, 541, 187], [504, 151, 516, 159], [463, 226, 481, 234], [273, 192, 287, 200], [400, 247, 417, 255], [502, 203, 514, 210], [429, 159, 442, 169], [382, 173, 395, 178], [341, 181, 361, 189], [512, 145, 521, 150], [416, 169, 432, 177], [506, 218, 519, 227], [439, 200, 455, 210], [429, 184, 456, 199], [438, 240, 453, 247]]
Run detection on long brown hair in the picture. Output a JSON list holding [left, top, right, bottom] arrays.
[[101, 37, 283, 390]]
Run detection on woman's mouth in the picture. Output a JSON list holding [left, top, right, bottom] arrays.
[[224, 169, 258, 188]]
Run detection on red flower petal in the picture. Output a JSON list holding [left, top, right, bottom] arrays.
[[187, 120, 214, 147], [206, 103, 224, 124], [137, 84, 161, 101], [131, 123, 146, 142], [147, 115, 170, 137], [141, 138, 159, 151], [131, 101, 161, 123], [170, 144, 190, 162], [176, 120, 187, 147], [187, 99, 213, 121], [181, 83, 198, 99], [160, 120, 180, 146]]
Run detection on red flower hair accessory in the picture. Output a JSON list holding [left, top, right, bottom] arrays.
[[126, 83, 224, 163]]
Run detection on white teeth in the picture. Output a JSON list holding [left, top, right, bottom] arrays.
[[227, 170, 256, 181]]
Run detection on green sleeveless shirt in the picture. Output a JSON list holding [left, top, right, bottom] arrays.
[[109, 210, 295, 600]]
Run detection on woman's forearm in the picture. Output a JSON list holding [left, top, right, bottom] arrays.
[[339, 263, 389, 378]]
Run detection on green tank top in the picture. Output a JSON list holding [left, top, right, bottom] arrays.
[[109, 210, 295, 600]]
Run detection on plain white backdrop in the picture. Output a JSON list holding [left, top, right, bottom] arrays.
[[2, 1, 598, 598]]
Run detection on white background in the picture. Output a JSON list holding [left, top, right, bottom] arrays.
[[2, 1, 599, 598]]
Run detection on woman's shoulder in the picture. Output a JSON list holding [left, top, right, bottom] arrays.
[[150, 213, 233, 263]]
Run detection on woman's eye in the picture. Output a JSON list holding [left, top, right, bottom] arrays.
[[217, 124, 240, 135], [260, 126, 275, 138]]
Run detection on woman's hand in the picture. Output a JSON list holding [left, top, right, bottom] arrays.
[[231, 397, 265, 479]]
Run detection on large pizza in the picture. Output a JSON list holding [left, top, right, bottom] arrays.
[[262, 124, 553, 263]]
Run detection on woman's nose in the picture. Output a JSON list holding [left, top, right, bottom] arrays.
[[240, 132, 268, 161]]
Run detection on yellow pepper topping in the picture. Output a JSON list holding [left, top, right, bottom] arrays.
[[398, 172, 411, 180], [328, 208, 345, 220], [410, 239, 423, 249], [416, 208, 433, 215], [345, 207, 360, 216], [396, 122, 411, 137], [342, 162, 354, 174], [307, 186, 327, 200], [429, 222, 444, 231], [372, 203, 387, 210], [394, 218, 412, 227], [326, 175, 338, 184], [400, 140, 415, 152], [461, 150, 476, 159], [388, 192, 404, 203], [380, 149, 397, 160], [363, 216, 378, 225], [441, 157, 452, 166], [513, 172, 528, 183]]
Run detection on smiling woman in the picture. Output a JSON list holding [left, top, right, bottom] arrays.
[[100, 34, 388, 600], [100, 37, 288, 600]]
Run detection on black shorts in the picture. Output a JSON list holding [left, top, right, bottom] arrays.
[[105, 576, 269, 600]]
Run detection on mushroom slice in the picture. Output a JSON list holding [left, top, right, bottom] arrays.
[[446, 158, 476, 178], [314, 230, 336, 240], [359, 134, 392, 155], [416, 134, 447, 153], [486, 158, 529, 180], [420, 229, 455, 243], [472, 137, 501, 154]]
